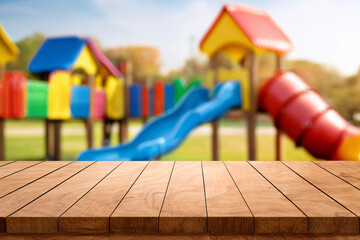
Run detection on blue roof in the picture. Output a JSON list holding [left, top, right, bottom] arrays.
[[29, 36, 87, 74]]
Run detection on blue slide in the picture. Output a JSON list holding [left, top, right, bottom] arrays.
[[78, 81, 242, 161]]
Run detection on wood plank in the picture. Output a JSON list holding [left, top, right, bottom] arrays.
[[110, 161, 174, 234], [250, 161, 358, 233], [0, 161, 13, 167], [202, 161, 253, 234], [0, 161, 92, 233], [284, 161, 360, 217], [2, 233, 360, 240], [0, 161, 42, 179], [0, 161, 70, 198], [225, 162, 307, 234], [315, 161, 360, 189], [59, 161, 149, 234], [6, 161, 120, 234], [159, 161, 207, 234]]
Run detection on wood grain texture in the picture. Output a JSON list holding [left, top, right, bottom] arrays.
[[111, 161, 174, 234], [1, 161, 360, 237], [60, 161, 149, 234], [0, 161, 69, 198], [159, 161, 207, 234], [284, 161, 360, 216], [225, 162, 307, 234], [0, 161, 91, 233], [315, 161, 360, 189], [1, 233, 360, 240], [250, 161, 358, 233], [6, 161, 119, 234], [0, 161, 13, 167], [0, 161, 42, 179], [202, 161, 253, 234]]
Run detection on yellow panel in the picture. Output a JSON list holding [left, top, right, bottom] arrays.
[[105, 76, 124, 120], [0, 24, 19, 65], [216, 68, 250, 110], [335, 135, 360, 161], [95, 74, 103, 89], [73, 46, 98, 75], [200, 12, 261, 60], [48, 71, 71, 120], [221, 45, 247, 62], [71, 73, 83, 85]]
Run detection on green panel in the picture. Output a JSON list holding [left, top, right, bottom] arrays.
[[173, 77, 185, 104], [173, 77, 202, 104], [26, 80, 48, 118]]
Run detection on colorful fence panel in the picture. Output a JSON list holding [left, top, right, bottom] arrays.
[[165, 83, 174, 112], [130, 84, 142, 117], [71, 86, 90, 119], [3, 71, 26, 118], [94, 89, 106, 119], [105, 76, 124, 120], [26, 80, 48, 118], [48, 70, 71, 120], [153, 81, 164, 115], [142, 86, 149, 117]]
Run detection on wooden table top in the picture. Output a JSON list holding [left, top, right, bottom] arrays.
[[0, 160, 360, 239]]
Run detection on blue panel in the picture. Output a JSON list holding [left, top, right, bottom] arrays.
[[130, 84, 142, 117], [78, 81, 242, 160], [29, 36, 86, 74], [148, 86, 154, 116], [71, 86, 90, 118], [165, 83, 174, 112]]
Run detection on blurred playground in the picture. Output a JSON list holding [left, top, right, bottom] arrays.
[[5, 119, 314, 161], [0, 2, 359, 162], [2, 2, 360, 239]]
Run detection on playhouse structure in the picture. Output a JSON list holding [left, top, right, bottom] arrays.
[[199, 4, 360, 161], [0, 32, 202, 160], [200, 4, 293, 160], [28, 36, 125, 159]]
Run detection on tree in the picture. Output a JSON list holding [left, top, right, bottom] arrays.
[[104, 46, 161, 83], [7, 33, 46, 76], [286, 60, 342, 100]]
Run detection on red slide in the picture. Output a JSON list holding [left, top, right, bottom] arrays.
[[259, 71, 360, 160]]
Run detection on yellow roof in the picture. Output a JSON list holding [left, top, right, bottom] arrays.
[[0, 23, 19, 65]]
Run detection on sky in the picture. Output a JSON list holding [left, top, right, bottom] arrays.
[[0, 0, 360, 75]]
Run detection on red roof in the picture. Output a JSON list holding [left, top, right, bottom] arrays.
[[200, 4, 293, 54], [86, 39, 123, 78]]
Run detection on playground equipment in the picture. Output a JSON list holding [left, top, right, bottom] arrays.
[[200, 4, 360, 161], [78, 81, 241, 160], [0, 31, 192, 160], [200, 4, 293, 161], [260, 71, 360, 160], [27, 36, 124, 159], [79, 3, 360, 161], [2, 4, 359, 161]]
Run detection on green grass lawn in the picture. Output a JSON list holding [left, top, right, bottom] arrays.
[[4, 119, 315, 161]]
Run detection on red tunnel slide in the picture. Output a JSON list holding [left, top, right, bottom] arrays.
[[259, 71, 360, 160]]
